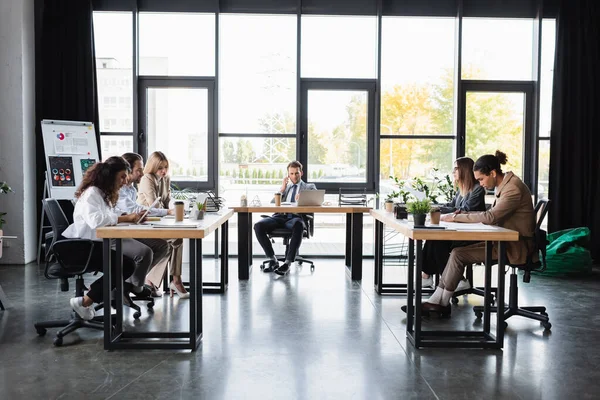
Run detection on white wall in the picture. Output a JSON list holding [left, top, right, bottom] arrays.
[[0, 0, 36, 264]]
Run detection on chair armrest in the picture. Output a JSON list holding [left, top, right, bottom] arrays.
[[49, 239, 97, 276]]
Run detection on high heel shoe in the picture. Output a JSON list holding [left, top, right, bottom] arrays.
[[169, 281, 190, 299]]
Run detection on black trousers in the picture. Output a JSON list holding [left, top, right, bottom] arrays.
[[254, 214, 305, 262], [421, 240, 475, 276], [86, 243, 135, 303]]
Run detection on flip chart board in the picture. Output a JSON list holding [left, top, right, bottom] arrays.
[[41, 119, 100, 200]]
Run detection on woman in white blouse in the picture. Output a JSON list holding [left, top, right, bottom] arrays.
[[62, 156, 148, 320]]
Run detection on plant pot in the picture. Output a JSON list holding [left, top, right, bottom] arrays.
[[394, 204, 408, 219], [413, 213, 426, 227], [385, 201, 394, 212]]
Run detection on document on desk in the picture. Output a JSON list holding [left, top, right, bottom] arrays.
[[442, 222, 499, 231]]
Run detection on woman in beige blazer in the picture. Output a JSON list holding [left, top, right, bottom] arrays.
[[138, 151, 189, 298], [413, 150, 536, 316]]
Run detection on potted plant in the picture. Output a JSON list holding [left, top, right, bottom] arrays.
[[429, 205, 441, 225], [192, 200, 206, 220], [384, 194, 395, 212], [389, 176, 413, 218], [0, 181, 14, 258], [407, 199, 431, 227]]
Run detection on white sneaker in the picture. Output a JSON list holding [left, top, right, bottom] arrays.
[[456, 279, 471, 292], [70, 297, 95, 320], [421, 276, 434, 288]]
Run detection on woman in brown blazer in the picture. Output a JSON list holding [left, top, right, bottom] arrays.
[[138, 151, 189, 298], [416, 150, 536, 316]]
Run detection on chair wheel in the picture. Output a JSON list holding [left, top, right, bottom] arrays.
[[36, 327, 47, 336], [504, 322, 508, 330], [310, 265, 315, 271], [543, 322, 552, 330], [53, 337, 63, 346], [147, 302, 154, 310], [451, 297, 459, 304], [298, 261, 303, 265], [133, 311, 141, 319], [475, 311, 482, 319]]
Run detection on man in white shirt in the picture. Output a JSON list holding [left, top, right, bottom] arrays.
[[117, 153, 171, 296]]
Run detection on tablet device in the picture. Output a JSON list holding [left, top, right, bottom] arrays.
[[136, 197, 161, 224]]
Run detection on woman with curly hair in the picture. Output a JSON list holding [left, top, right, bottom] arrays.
[[62, 156, 153, 320]]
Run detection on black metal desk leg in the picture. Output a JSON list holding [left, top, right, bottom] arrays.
[[374, 220, 384, 293], [484, 241, 493, 334], [237, 212, 251, 280], [115, 239, 123, 335], [220, 221, 229, 291], [415, 239, 423, 347], [103, 239, 111, 350], [406, 238, 415, 336], [345, 213, 352, 267], [496, 241, 506, 347], [350, 212, 363, 280], [189, 239, 203, 350]]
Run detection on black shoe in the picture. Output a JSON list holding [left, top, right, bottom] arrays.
[[263, 260, 278, 273], [401, 304, 431, 317], [274, 262, 290, 276]]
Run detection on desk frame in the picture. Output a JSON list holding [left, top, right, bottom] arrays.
[[234, 206, 369, 281], [98, 212, 231, 351], [371, 210, 518, 349]]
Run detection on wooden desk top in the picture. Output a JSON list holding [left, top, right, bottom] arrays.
[[96, 209, 233, 239], [370, 209, 519, 241], [231, 205, 371, 213]]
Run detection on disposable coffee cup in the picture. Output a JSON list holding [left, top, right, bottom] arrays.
[[430, 210, 441, 225], [174, 201, 185, 222], [274, 192, 282, 206]]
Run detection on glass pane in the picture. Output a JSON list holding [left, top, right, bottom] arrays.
[[93, 12, 133, 133], [539, 19, 556, 138], [462, 18, 534, 80], [218, 137, 296, 204], [219, 14, 296, 134], [381, 17, 456, 136], [146, 88, 209, 182], [301, 15, 377, 79], [100, 135, 133, 160], [380, 138, 454, 200], [307, 90, 367, 183], [538, 139, 550, 199], [465, 92, 525, 177], [139, 13, 215, 76]]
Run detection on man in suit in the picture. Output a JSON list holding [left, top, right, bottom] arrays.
[[254, 160, 317, 275], [412, 151, 536, 316]]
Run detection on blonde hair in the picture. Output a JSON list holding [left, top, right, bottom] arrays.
[[455, 157, 478, 196], [144, 151, 169, 175]]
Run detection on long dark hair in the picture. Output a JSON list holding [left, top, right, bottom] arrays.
[[473, 150, 508, 175], [455, 157, 477, 195], [75, 156, 131, 206]]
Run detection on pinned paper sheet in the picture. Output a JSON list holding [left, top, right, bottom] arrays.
[[53, 131, 91, 154]]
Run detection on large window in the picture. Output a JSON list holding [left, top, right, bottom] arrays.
[[301, 15, 377, 79], [93, 12, 133, 158], [380, 17, 456, 199], [139, 13, 215, 76], [462, 18, 535, 81], [218, 14, 297, 203], [219, 14, 296, 134]]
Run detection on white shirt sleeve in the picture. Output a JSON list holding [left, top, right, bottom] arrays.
[[80, 189, 119, 229]]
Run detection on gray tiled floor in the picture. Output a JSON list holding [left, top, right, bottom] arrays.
[[0, 259, 598, 399]]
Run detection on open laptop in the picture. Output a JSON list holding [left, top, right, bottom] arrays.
[[297, 190, 325, 206]]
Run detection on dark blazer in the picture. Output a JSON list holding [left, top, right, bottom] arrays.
[[440, 185, 486, 214], [454, 172, 535, 265]]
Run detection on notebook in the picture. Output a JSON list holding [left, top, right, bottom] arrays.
[[297, 190, 325, 206]]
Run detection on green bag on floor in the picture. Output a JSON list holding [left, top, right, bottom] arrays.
[[541, 227, 592, 276]]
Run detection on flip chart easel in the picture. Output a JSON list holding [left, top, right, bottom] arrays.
[[37, 120, 100, 264]]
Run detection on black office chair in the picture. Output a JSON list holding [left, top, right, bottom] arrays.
[[260, 214, 315, 272], [474, 199, 552, 330], [35, 198, 105, 346]]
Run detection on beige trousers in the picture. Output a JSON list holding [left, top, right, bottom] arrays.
[[145, 238, 183, 286], [438, 242, 498, 291]]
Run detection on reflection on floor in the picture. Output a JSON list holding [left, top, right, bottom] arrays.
[[0, 259, 598, 399]]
